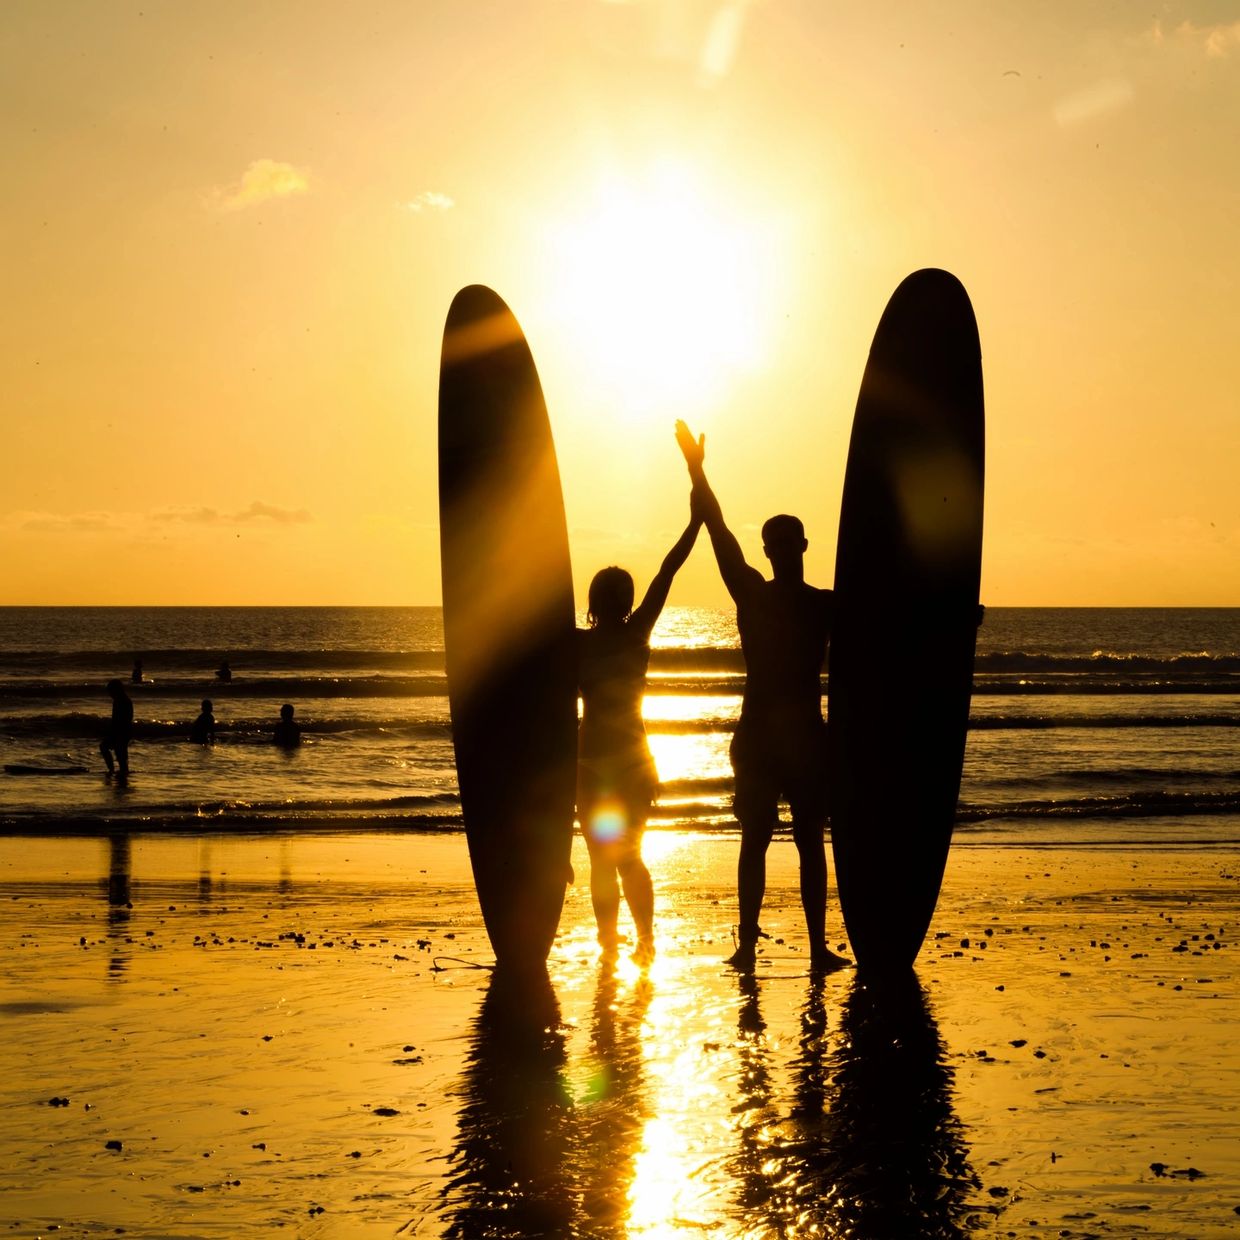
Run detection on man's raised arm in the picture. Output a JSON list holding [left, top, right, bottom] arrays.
[[675, 420, 762, 601]]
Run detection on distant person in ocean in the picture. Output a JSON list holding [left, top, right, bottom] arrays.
[[577, 506, 702, 966], [101, 679, 134, 780], [676, 420, 847, 972], [131, 659, 143, 684], [190, 699, 216, 746], [216, 660, 232, 683], [273, 703, 301, 748]]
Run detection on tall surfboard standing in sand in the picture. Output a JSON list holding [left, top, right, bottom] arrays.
[[438, 284, 577, 972], [828, 268, 985, 973]]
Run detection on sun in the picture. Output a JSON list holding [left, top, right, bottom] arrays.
[[540, 161, 787, 423]]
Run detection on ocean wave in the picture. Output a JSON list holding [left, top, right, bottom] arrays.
[[966, 713, 1240, 729], [7, 644, 1240, 674], [0, 713, 454, 741], [956, 790, 1240, 820], [6, 709, 1240, 745], [7, 781, 1240, 830], [0, 677, 450, 699], [975, 650, 1240, 674], [0, 649, 445, 673]]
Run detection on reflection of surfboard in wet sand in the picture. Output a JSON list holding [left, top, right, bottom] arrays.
[[828, 268, 984, 973], [438, 284, 577, 973]]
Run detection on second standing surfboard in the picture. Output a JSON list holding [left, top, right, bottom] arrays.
[[828, 268, 984, 972]]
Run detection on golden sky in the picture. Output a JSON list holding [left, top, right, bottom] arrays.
[[3, 1, 1239, 605]]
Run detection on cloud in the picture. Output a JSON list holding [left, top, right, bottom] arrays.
[[152, 502, 311, 525], [1147, 17, 1240, 57], [403, 191, 455, 213], [1053, 77, 1135, 126], [17, 511, 118, 533], [5, 502, 311, 538], [151, 506, 220, 525], [213, 159, 310, 211], [234, 501, 311, 524]]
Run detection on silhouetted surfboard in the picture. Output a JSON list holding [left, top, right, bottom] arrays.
[[438, 284, 577, 972], [828, 268, 984, 972]]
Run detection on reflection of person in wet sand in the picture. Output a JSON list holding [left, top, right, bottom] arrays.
[[272, 703, 301, 748], [579, 966, 653, 1230], [106, 833, 132, 981], [189, 699, 216, 745], [577, 507, 701, 964], [101, 678, 134, 779], [677, 421, 846, 970]]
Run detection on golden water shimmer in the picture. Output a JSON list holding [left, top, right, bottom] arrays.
[[1, 833, 1237, 1236]]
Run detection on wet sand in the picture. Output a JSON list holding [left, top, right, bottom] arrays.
[[0, 831, 1237, 1237]]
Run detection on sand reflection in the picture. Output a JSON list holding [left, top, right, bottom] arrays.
[[441, 967, 575, 1237], [579, 965, 652, 1230], [105, 832, 132, 981], [731, 972, 985, 1237]]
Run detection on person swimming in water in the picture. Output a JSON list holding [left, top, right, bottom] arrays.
[[577, 501, 702, 965], [273, 703, 301, 748], [189, 699, 216, 746]]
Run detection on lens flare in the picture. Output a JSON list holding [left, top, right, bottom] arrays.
[[589, 799, 628, 843]]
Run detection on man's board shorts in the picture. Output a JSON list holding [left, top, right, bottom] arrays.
[[730, 716, 828, 828]]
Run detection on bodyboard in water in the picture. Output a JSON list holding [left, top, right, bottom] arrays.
[[828, 268, 984, 972], [438, 284, 577, 972]]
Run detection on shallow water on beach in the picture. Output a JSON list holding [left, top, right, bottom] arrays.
[[1, 832, 1237, 1238]]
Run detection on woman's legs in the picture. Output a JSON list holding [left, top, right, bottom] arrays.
[[584, 829, 622, 949], [582, 785, 654, 955], [617, 850, 653, 944], [619, 785, 655, 950]]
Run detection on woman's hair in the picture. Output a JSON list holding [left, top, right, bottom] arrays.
[[587, 566, 635, 627]]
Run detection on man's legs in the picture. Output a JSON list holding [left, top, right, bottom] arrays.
[[729, 731, 777, 968], [790, 813, 827, 951], [789, 725, 848, 970], [735, 819, 774, 945]]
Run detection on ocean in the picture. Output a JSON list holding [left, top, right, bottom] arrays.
[[2, 606, 1240, 844]]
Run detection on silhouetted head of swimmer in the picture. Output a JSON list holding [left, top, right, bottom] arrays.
[[761, 514, 808, 582], [587, 566, 635, 628]]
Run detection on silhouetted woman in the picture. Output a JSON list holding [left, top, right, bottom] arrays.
[[577, 506, 701, 964]]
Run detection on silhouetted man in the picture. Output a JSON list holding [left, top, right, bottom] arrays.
[[101, 678, 134, 779], [677, 421, 846, 971]]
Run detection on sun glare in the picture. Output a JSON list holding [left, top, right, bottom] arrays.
[[543, 162, 786, 422]]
